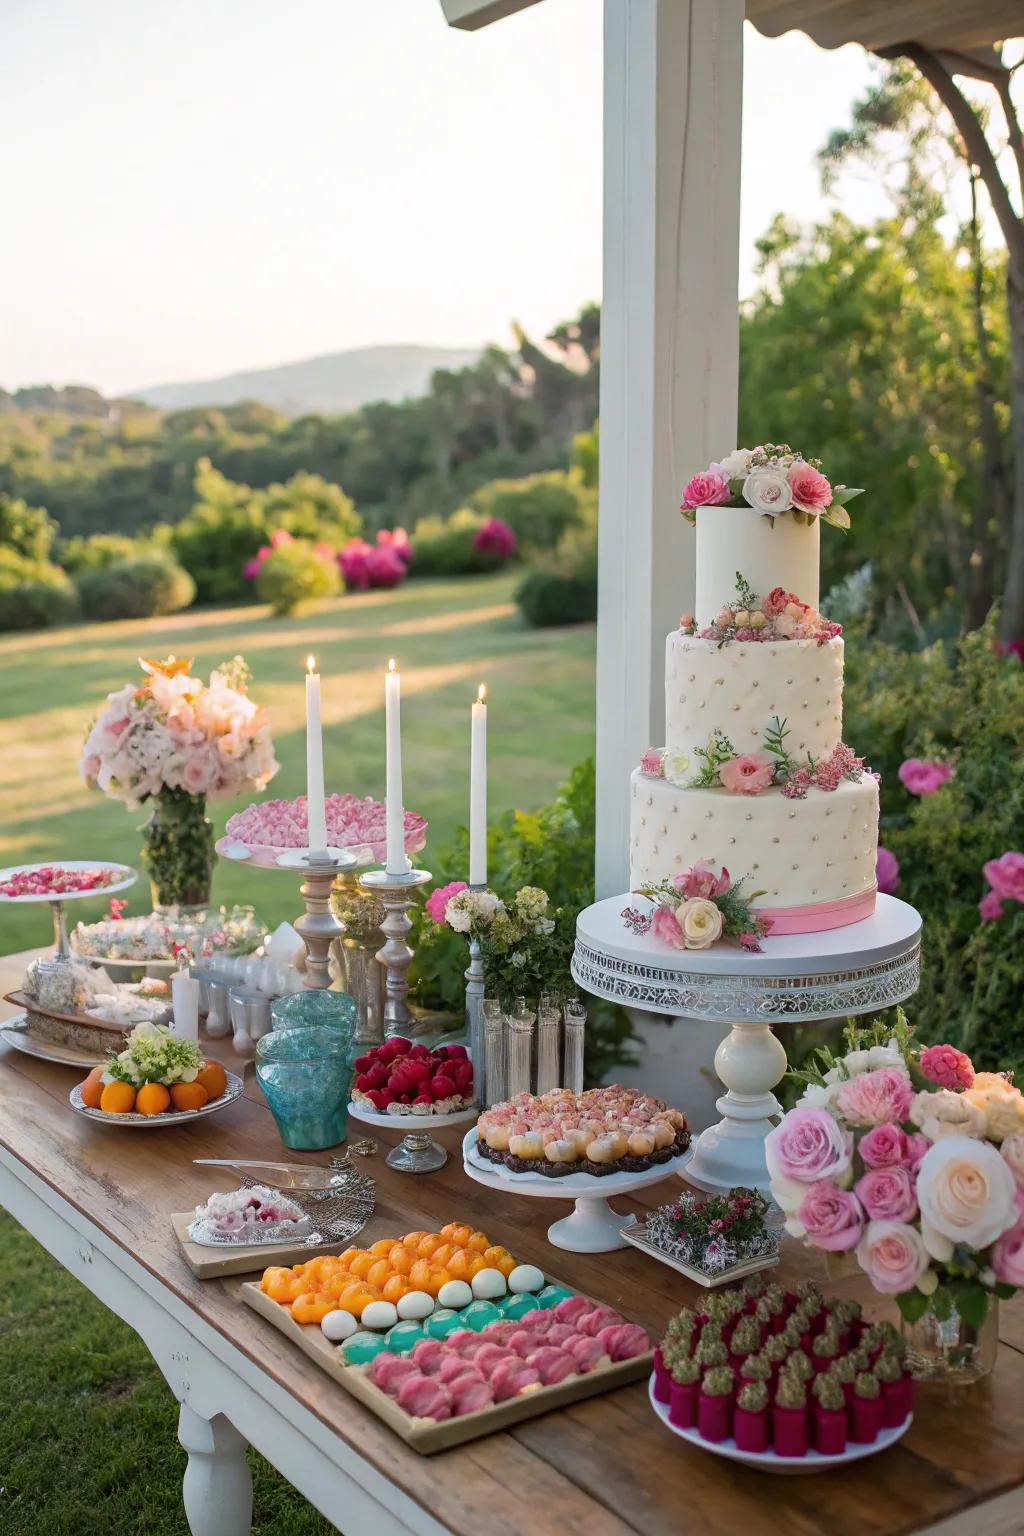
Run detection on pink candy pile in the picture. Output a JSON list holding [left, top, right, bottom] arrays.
[[225, 794, 427, 857], [366, 1295, 651, 1421], [1, 864, 121, 898]]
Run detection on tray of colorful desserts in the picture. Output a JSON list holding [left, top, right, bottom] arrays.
[[348, 1036, 477, 1126], [242, 1219, 653, 1452], [469, 1087, 692, 1183], [650, 1277, 914, 1473]]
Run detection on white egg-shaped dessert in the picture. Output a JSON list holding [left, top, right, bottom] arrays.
[[437, 1279, 473, 1310], [320, 1309, 358, 1343], [396, 1289, 435, 1321], [507, 1263, 545, 1295], [471, 1267, 507, 1300], [361, 1300, 399, 1331]]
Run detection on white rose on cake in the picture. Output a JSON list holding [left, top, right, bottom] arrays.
[[675, 897, 724, 949], [661, 749, 691, 787], [713, 447, 754, 480], [742, 466, 794, 517]]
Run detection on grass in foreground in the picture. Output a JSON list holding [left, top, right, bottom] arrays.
[[0, 572, 595, 951]]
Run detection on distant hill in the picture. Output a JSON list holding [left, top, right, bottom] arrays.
[[129, 344, 481, 416]]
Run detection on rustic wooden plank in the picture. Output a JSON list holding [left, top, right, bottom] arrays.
[[4, 1035, 1024, 1536]]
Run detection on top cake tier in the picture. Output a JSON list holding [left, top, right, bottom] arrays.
[[694, 505, 819, 626]]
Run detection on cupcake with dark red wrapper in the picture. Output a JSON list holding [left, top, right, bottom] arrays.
[[694, 1334, 728, 1375], [772, 1373, 809, 1458], [785, 1348, 814, 1387], [810, 1327, 840, 1374], [761, 1332, 788, 1382], [851, 1372, 884, 1444], [652, 1344, 672, 1403], [874, 1351, 914, 1427], [811, 1371, 848, 1454], [829, 1353, 857, 1408], [667, 1353, 701, 1428], [738, 1351, 772, 1391], [728, 1314, 761, 1372], [697, 1366, 734, 1443], [734, 1379, 770, 1452]]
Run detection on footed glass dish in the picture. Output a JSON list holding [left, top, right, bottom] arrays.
[[256, 1024, 355, 1150], [271, 988, 357, 1044]]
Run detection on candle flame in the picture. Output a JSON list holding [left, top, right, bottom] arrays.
[[388, 657, 396, 674], [307, 655, 316, 674], [477, 684, 487, 703]]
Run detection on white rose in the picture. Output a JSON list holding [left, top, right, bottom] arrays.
[[916, 1134, 1019, 1261], [445, 900, 472, 934], [798, 1080, 841, 1110], [676, 897, 724, 950], [714, 447, 754, 479], [842, 1049, 872, 1077], [742, 466, 794, 517], [662, 749, 691, 787], [866, 1042, 906, 1071], [910, 1088, 986, 1143]]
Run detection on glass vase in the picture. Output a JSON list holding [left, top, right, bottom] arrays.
[[331, 873, 385, 1045], [562, 998, 586, 1093], [536, 1005, 561, 1095], [900, 1295, 999, 1384], [141, 788, 215, 911], [256, 1024, 354, 1151], [506, 1007, 535, 1099], [483, 999, 506, 1108]]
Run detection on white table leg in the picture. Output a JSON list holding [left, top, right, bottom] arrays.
[[684, 1019, 788, 1194], [179, 1402, 253, 1536]]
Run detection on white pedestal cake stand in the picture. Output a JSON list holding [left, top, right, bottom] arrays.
[[462, 1127, 692, 1252], [572, 893, 921, 1195]]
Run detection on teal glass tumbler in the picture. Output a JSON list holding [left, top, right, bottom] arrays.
[[271, 989, 357, 1051], [255, 1024, 354, 1151]]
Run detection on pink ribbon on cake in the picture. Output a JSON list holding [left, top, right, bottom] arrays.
[[755, 886, 877, 935]]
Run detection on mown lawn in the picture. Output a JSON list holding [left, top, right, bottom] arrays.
[[0, 572, 596, 951], [0, 573, 594, 1532]]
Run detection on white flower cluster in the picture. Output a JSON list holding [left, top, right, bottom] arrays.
[[444, 888, 503, 934]]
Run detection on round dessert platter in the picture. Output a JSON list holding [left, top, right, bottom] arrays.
[[648, 1379, 912, 1475], [573, 892, 922, 1195], [69, 1070, 243, 1128], [349, 1102, 478, 1131], [0, 861, 137, 958], [462, 1127, 692, 1252], [0, 1013, 108, 1069], [218, 793, 427, 871]]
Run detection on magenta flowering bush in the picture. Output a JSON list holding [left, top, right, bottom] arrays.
[[876, 846, 900, 894], [425, 880, 468, 925], [898, 758, 954, 796], [472, 517, 517, 562], [773, 1014, 1024, 1327], [679, 444, 863, 531], [338, 530, 411, 592], [979, 851, 1024, 921]]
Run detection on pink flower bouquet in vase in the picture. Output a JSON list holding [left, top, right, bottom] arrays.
[[80, 656, 279, 910], [769, 1010, 1024, 1383]]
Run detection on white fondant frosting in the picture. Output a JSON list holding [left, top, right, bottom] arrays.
[[628, 768, 879, 914], [694, 505, 820, 625], [665, 633, 843, 764]]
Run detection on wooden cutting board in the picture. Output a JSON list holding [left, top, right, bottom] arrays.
[[170, 1212, 350, 1279]]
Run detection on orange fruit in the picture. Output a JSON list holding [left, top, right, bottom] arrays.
[[99, 1080, 136, 1114], [338, 1284, 379, 1319], [136, 1083, 171, 1116], [369, 1238, 397, 1257], [366, 1259, 393, 1291], [291, 1294, 337, 1325], [424, 1268, 451, 1297], [429, 1243, 454, 1269], [482, 1246, 509, 1266], [170, 1081, 209, 1112], [465, 1253, 488, 1279], [445, 1223, 473, 1247], [80, 1067, 105, 1109], [382, 1274, 408, 1303], [196, 1062, 227, 1101], [348, 1251, 375, 1280]]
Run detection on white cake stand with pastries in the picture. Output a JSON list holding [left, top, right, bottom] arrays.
[[572, 893, 921, 1195]]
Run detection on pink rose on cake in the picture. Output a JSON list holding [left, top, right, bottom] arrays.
[[650, 899, 722, 951], [788, 462, 833, 514], [719, 752, 774, 795], [680, 470, 731, 510], [673, 859, 730, 900]]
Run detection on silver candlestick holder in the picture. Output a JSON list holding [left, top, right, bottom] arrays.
[[359, 866, 432, 1036], [276, 848, 359, 991]]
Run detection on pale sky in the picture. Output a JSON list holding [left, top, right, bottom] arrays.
[[1, 0, 885, 395]]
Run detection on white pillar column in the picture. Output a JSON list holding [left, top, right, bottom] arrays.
[[595, 0, 744, 897]]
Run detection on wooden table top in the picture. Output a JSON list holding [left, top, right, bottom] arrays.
[[2, 953, 1024, 1535]]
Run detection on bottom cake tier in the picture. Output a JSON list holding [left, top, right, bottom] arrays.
[[629, 769, 879, 933]]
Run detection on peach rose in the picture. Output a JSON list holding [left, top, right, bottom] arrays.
[[963, 1080, 1024, 1143], [856, 1220, 929, 1294], [916, 1134, 1019, 1261], [909, 1088, 986, 1143]]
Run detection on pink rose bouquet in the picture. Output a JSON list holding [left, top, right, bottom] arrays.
[[624, 860, 771, 953], [774, 1011, 1023, 1336], [678, 443, 862, 532]]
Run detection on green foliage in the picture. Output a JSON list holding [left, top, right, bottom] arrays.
[[410, 759, 638, 1083], [469, 470, 590, 553], [75, 556, 195, 621], [409, 508, 498, 576], [59, 532, 148, 573], [0, 493, 57, 561], [254, 539, 340, 615], [515, 525, 597, 628], [0, 548, 79, 630], [843, 619, 1024, 1071]]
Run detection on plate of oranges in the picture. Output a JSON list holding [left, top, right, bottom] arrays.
[[70, 1058, 243, 1126]]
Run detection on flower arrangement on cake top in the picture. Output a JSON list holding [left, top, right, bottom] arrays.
[[638, 716, 871, 801], [644, 1188, 780, 1277], [80, 655, 278, 810], [623, 860, 772, 952], [768, 1011, 1024, 1337], [680, 445, 863, 531], [679, 573, 842, 647]]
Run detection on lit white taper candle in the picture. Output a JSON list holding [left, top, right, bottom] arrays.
[[469, 684, 487, 887], [384, 658, 409, 874], [305, 656, 328, 856]]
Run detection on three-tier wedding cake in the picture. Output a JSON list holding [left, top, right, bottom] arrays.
[[629, 452, 878, 936]]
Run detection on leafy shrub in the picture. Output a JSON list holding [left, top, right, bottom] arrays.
[[410, 509, 504, 576], [255, 538, 340, 615], [409, 759, 637, 1084], [75, 556, 196, 621], [470, 471, 591, 553], [515, 528, 597, 627], [0, 548, 79, 630], [842, 619, 1024, 1072], [0, 494, 57, 562], [338, 529, 412, 590], [60, 533, 146, 574]]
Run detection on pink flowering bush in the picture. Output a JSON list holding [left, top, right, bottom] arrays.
[[876, 846, 900, 894], [473, 518, 518, 561], [774, 1013, 1022, 1330], [338, 530, 411, 592], [898, 758, 954, 796]]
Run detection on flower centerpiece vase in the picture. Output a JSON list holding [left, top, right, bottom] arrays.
[[900, 1296, 1000, 1384], [142, 787, 215, 911]]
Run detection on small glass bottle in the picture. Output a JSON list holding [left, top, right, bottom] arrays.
[[562, 998, 586, 1092], [506, 1006, 536, 1098], [483, 998, 506, 1108], [536, 1005, 561, 1095]]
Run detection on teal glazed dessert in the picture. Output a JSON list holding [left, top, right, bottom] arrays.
[[385, 1321, 426, 1353], [425, 1309, 464, 1340], [501, 1293, 543, 1321], [536, 1285, 574, 1309], [340, 1332, 389, 1366], [462, 1300, 502, 1332]]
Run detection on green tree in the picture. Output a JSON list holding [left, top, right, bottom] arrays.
[[0, 493, 57, 561]]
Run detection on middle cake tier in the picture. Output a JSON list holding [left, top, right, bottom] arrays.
[[629, 768, 879, 932], [666, 632, 844, 763]]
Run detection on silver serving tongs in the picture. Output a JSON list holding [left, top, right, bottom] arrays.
[[192, 1157, 351, 1191]]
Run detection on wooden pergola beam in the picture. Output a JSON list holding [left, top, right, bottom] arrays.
[[439, 0, 541, 30]]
